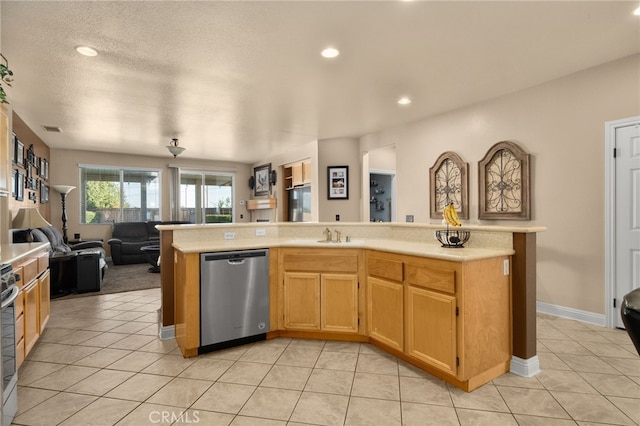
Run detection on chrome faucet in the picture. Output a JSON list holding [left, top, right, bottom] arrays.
[[334, 230, 342, 242], [323, 228, 332, 242]]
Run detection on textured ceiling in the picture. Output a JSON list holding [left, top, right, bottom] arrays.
[[1, 1, 638, 163]]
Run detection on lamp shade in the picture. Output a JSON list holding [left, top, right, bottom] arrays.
[[51, 185, 76, 195], [12, 208, 52, 229]]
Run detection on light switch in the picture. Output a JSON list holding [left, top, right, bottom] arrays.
[[503, 259, 509, 275]]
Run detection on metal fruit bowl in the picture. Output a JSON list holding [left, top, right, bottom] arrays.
[[435, 229, 470, 248]]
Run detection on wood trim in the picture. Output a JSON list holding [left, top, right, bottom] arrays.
[[160, 230, 175, 327], [512, 232, 537, 360]]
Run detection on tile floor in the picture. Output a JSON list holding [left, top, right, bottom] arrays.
[[13, 288, 640, 426]]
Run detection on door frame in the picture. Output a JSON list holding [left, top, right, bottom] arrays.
[[369, 168, 397, 222], [604, 116, 640, 328]]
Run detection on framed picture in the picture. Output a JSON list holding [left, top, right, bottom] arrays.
[[478, 140, 531, 220], [14, 170, 24, 201], [40, 184, 49, 204], [327, 166, 349, 200], [253, 163, 271, 196], [39, 157, 48, 179], [14, 136, 24, 167]]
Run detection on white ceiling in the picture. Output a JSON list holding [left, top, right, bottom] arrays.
[[1, 1, 638, 163]]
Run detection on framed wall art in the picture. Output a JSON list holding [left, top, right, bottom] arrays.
[[327, 166, 349, 200], [478, 140, 531, 220], [14, 169, 24, 201], [13, 135, 24, 167], [40, 184, 49, 204], [253, 163, 271, 196], [429, 151, 469, 220]]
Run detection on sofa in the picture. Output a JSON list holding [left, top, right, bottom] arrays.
[[108, 221, 189, 265], [12, 226, 108, 294]]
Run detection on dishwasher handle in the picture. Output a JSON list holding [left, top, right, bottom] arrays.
[[227, 258, 246, 265]]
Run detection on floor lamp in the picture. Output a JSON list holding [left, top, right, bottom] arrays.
[[51, 185, 75, 244]]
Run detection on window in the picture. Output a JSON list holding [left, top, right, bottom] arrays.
[[179, 171, 233, 224], [80, 166, 161, 224]]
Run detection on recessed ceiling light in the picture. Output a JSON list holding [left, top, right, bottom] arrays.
[[634, 6, 640, 16], [397, 97, 412, 105], [321, 47, 340, 59], [75, 46, 98, 57]]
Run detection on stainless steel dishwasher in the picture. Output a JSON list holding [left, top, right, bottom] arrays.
[[200, 249, 269, 352]]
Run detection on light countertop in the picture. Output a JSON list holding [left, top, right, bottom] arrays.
[[0, 243, 50, 265], [172, 238, 514, 262]]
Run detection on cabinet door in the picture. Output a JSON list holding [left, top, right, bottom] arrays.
[[406, 285, 457, 376], [291, 163, 304, 186], [284, 272, 320, 330], [23, 280, 40, 356], [321, 273, 358, 333], [367, 277, 403, 351], [39, 271, 51, 330], [302, 161, 312, 184]]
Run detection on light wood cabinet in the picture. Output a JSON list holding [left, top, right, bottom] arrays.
[[13, 247, 50, 365], [284, 159, 312, 188], [406, 285, 457, 375], [283, 271, 358, 333], [280, 248, 361, 336], [291, 163, 304, 187], [366, 251, 404, 351], [321, 273, 358, 333], [365, 250, 511, 391], [39, 270, 50, 330], [283, 272, 320, 330], [23, 280, 39, 355]]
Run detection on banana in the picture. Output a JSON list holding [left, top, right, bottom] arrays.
[[443, 202, 462, 227]]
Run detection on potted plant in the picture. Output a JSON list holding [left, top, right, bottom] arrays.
[[0, 54, 14, 104]]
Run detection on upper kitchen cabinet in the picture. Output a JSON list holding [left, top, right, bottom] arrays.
[[284, 159, 311, 189], [0, 104, 10, 195]]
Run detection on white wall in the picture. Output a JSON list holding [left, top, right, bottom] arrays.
[[318, 137, 361, 222], [361, 54, 640, 314]]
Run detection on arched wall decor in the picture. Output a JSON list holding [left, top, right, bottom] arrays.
[[429, 151, 469, 219], [478, 141, 531, 220]]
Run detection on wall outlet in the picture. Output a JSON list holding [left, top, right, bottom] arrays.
[[335, 214, 340, 221], [224, 232, 235, 240], [503, 259, 509, 275], [406, 215, 414, 223], [256, 229, 266, 236]]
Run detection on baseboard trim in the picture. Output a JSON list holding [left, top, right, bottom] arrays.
[[510, 355, 540, 377], [159, 325, 175, 340], [536, 301, 606, 327]]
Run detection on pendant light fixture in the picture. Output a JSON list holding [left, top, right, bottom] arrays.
[[167, 138, 185, 158]]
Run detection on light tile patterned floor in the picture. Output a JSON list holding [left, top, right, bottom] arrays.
[[13, 288, 640, 426]]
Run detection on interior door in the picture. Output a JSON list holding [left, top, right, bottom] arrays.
[[615, 123, 640, 328]]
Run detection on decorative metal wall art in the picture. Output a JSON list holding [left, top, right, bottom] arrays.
[[478, 141, 531, 220], [429, 151, 469, 219]]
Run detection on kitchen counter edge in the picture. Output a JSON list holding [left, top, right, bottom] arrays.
[[171, 238, 514, 262], [0, 242, 51, 264]]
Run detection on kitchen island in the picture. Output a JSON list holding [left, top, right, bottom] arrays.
[[158, 222, 543, 391]]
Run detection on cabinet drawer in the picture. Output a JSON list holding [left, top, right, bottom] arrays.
[[16, 312, 24, 343], [20, 258, 39, 285], [283, 253, 358, 273], [15, 290, 24, 318], [406, 264, 455, 294], [367, 256, 403, 282], [17, 337, 25, 368]]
